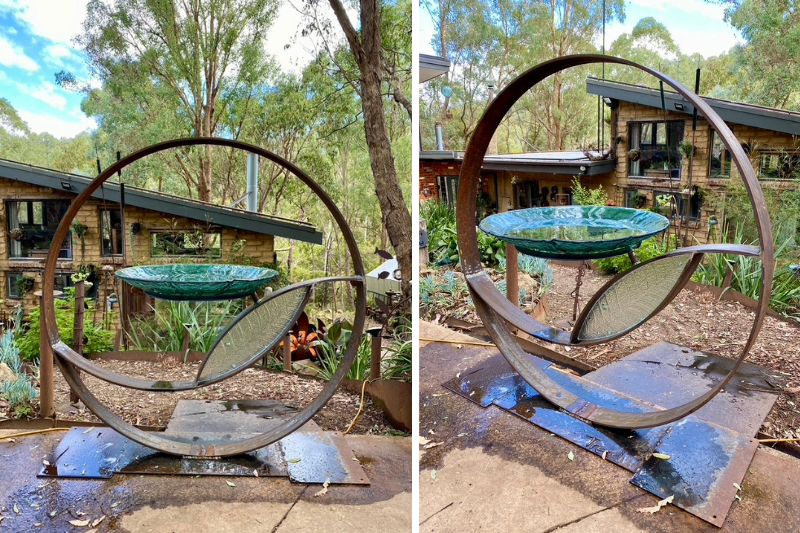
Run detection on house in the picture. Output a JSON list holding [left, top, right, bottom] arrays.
[[420, 77, 800, 244], [0, 158, 322, 313]]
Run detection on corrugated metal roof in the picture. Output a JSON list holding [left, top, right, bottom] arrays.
[[419, 150, 616, 176], [587, 78, 800, 136], [0, 158, 323, 244]]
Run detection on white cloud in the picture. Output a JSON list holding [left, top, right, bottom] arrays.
[[18, 108, 95, 138], [27, 81, 68, 110], [44, 43, 78, 65], [0, 0, 90, 45], [0, 34, 39, 72]]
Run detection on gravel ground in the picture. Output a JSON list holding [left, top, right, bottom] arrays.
[[44, 358, 394, 435]]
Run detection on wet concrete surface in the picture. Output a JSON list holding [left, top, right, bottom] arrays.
[[419, 321, 800, 532], [0, 430, 410, 532]]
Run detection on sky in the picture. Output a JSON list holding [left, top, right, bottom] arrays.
[[419, 0, 744, 60], [0, 0, 336, 139]]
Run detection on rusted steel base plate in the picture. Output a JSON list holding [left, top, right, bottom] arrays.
[[38, 400, 369, 485], [630, 418, 758, 528], [442, 343, 778, 527]]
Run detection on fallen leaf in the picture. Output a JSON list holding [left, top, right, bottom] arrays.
[[13, 503, 19, 514], [110, 502, 119, 508], [314, 479, 330, 497], [568, 451, 575, 461], [652, 453, 671, 460], [637, 495, 674, 514], [424, 442, 443, 449], [431, 469, 437, 480], [457, 432, 468, 437], [0, 516, 4, 524], [253, 470, 259, 478], [91, 516, 105, 527], [735, 494, 742, 502], [419, 437, 431, 446], [226, 480, 236, 487], [69, 519, 91, 527], [42, 460, 50, 466], [602, 451, 608, 461], [49, 510, 56, 517], [288, 458, 301, 463], [733, 483, 742, 491]]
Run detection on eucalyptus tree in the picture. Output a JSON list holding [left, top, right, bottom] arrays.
[[77, 0, 279, 201]]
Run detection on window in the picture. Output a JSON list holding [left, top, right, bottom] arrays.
[[151, 231, 222, 258], [6, 200, 72, 259], [437, 176, 459, 206], [624, 189, 647, 209], [7, 273, 25, 299], [515, 181, 539, 208], [759, 152, 800, 181], [628, 121, 684, 178], [654, 190, 702, 222], [100, 208, 123, 256], [709, 131, 732, 178], [54, 273, 74, 293]]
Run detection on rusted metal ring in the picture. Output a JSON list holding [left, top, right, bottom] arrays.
[[42, 137, 367, 456], [457, 54, 774, 429]]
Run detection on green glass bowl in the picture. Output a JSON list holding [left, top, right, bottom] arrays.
[[479, 206, 670, 260], [115, 264, 279, 301]]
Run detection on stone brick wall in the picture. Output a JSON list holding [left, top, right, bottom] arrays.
[[0, 176, 275, 311]]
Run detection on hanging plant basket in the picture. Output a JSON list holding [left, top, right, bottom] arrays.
[[627, 148, 641, 161], [9, 228, 24, 241]]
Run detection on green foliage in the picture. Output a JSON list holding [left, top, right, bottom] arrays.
[[383, 317, 412, 381], [127, 301, 240, 354], [18, 296, 113, 362], [0, 331, 39, 419], [420, 270, 469, 319], [422, 200, 505, 266], [314, 326, 372, 382], [498, 254, 554, 299], [594, 235, 678, 275], [570, 177, 608, 207], [712, 181, 800, 246], [692, 226, 800, 319]]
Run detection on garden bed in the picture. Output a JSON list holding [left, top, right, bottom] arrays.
[[424, 262, 800, 441], [44, 359, 395, 435]]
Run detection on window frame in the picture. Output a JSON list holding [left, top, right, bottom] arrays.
[[6, 199, 73, 260], [99, 207, 124, 257], [708, 130, 732, 179], [627, 120, 685, 179], [150, 229, 223, 259], [758, 150, 800, 181]]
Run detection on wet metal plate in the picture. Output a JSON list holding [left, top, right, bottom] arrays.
[[39, 400, 369, 485], [630, 418, 759, 527], [585, 342, 782, 437]]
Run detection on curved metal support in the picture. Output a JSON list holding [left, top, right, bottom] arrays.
[[42, 138, 367, 456], [457, 54, 774, 429]]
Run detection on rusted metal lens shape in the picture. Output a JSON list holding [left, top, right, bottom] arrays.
[[42, 137, 367, 457], [457, 54, 774, 429]]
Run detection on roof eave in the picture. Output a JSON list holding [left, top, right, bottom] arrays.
[[0, 161, 323, 245]]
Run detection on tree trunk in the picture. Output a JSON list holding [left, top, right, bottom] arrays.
[[329, 0, 412, 302]]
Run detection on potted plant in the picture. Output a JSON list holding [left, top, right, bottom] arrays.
[[679, 140, 696, 160], [9, 228, 23, 241], [627, 148, 641, 161]]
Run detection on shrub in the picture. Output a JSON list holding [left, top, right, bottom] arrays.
[[692, 226, 800, 318], [17, 294, 114, 362], [594, 235, 678, 275], [571, 177, 608, 206], [498, 254, 554, 299], [127, 300, 240, 354], [314, 323, 372, 381], [0, 331, 38, 419], [422, 200, 506, 267]]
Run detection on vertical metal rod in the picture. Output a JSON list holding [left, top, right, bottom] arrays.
[[283, 334, 292, 371], [368, 327, 383, 381], [38, 294, 55, 418], [506, 244, 519, 306], [119, 183, 128, 348]]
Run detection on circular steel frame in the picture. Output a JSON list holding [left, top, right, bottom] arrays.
[[457, 54, 775, 429], [42, 137, 367, 456]]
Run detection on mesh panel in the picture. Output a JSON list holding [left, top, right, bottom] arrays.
[[197, 287, 308, 382], [577, 255, 691, 342]]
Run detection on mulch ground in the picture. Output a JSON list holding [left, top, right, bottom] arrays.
[[42, 359, 394, 435], [426, 263, 800, 441]]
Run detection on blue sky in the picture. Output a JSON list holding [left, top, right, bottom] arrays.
[[419, 0, 743, 60], [0, 0, 345, 139]]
